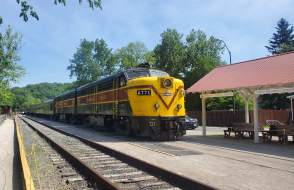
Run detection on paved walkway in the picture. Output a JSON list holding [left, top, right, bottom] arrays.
[[29, 116, 294, 190], [0, 118, 21, 190]]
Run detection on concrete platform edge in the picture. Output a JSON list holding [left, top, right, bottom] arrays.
[[15, 118, 35, 190]]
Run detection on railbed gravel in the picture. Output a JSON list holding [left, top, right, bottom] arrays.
[[18, 118, 94, 190]]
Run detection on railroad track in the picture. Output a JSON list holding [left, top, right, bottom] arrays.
[[17, 117, 95, 189], [19, 115, 215, 190]]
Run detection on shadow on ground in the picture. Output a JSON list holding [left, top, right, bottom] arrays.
[[181, 134, 294, 159]]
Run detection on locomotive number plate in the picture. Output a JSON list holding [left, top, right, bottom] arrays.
[[137, 90, 151, 96]]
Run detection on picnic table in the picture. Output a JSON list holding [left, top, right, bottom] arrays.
[[224, 122, 265, 139], [265, 120, 294, 143]]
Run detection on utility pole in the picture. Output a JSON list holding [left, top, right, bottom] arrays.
[[220, 39, 232, 64]]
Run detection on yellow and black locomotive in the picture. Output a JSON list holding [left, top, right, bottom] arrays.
[[27, 64, 186, 140]]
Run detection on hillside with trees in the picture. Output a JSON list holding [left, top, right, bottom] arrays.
[[11, 82, 73, 110]]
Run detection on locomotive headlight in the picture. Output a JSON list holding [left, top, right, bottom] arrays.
[[163, 79, 173, 88], [176, 104, 182, 111]]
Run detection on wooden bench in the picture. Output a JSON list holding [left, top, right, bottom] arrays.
[[224, 123, 264, 139]]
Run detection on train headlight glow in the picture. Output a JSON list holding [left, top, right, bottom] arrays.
[[163, 79, 172, 88]]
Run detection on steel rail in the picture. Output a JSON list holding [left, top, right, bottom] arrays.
[[19, 116, 120, 190], [22, 115, 217, 190]]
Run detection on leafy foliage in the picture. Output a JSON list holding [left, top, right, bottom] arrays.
[[114, 42, 150, 69], [259, 94, 290, 110], [154, 29, 185, 78], [12, 82, 73, 109], [0, 26, 25, 85], [266, 18, 294, 54], [17, 0, 39, 22], [184, 29, 224, 87], [11, 0, 102, 22], [68, 39, 115, 86], [0, 24, 25, 107], [0, 83, 14, 106]]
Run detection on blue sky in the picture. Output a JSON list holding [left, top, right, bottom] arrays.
[[1, 0, 294, 87]]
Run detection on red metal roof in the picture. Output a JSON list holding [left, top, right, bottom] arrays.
[[187, 52, 294, 93]]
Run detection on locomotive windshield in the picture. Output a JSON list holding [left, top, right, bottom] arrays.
[[126, 70, 149, 79], [126, 69, 169, 79], [149, 69, 169, 77]]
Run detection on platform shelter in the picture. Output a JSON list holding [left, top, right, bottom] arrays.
[[187, 52, 294, 143]]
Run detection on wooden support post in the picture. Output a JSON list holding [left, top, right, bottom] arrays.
[[245, 99, 250, 123], [291, 98, 293, 121], [253, 93, 259, 143], [202, 96, 206, 136]]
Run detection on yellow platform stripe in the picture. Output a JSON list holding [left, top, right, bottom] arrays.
[[15, 118, 35, 190]]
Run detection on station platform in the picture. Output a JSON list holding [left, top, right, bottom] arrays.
[[29, 116, 294, 190], [0, 118, 21, 190]]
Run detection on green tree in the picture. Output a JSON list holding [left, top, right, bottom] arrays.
[[262, 18, 294, 110], [266, 18, 294, 54], [153, 29, 185, 78], [114, 42, 150, 69], [183, 30, 225, 111], [0, 26, 25, 85], [0, 84, 14, 106], [68, 39, 115, 86], [12, 88, 41, 110], [0, 25, 25, 107], [184, 29, 224, 87], [259, 94, 290, 110]]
